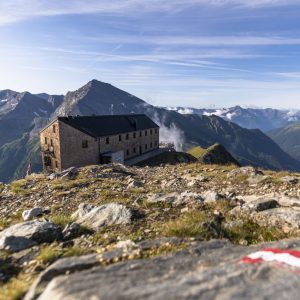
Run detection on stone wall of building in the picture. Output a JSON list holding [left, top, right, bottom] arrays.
[[58, 121, 99, 170], [99, 128, 159, 160], [40, 120, 61, 172]]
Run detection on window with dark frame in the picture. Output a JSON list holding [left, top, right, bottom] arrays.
[[155, 128, 158, 134], [82, 140, 88, 148], [106, 137, 110, 144], [126, 133, 129, 140], [44, 137, 47, 144], [133, 147, 136, 153], [139, 131, 142, 137], [150, 142, 153, 148], [53, 125, 56, 133], [145, 144, 148, 150], [145, 130, 148, 136], [50, 139, 53, 147], [55, 161, 58, 168], [150, 129, 152, 135], [119, 135, 122, 142], [133, 132, 136, 138], [126, 149, 130, 155]]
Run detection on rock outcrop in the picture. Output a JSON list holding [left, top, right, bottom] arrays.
[[0, 221, 62, 252], [2, 163, 300, 298], [188, 144, 240, 166], [73, 203, 137, 231], [26, 238, 300, 300]]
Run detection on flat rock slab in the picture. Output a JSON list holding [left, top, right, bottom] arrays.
[[253, 207, 300, 232], [31, 239, 300, 300], [74, 203, 136, 231], [25, 254, 99, 300], [238, 194, 300, 208], [245, 198, 279, 212], [0, 220, 62, 252], [228, 166, 263, 178], [276, 196, 300, 207], [147, 192, 203, 207]]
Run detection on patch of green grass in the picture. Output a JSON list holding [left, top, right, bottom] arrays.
[[10, 179, 31, 195], [36, 244, 62, 264], [127, 188, 148, 194], [50, 214, 74, 228], [206, 199, 235, 215], [0, 219, 10, 230], [232, 174, 249, 184], [37, 244, 92, 265], [163, 210, 215, 239], [141, 243, 187, 259], [224, 219, 288, 244], [63, 246, 91, 258], [0, 274, 34, 300], [0, 250, 10, 260], [52, 183, 64, 190], [187, 146, 207, 159]]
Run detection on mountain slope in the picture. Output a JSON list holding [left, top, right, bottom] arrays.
[[0, 134, 41, 183], [1, 79, 300, 182], [53, 80, 300, 172], [0, 91, 63, 147], [0, 90, 63, 182], [268, 124, 300, 162]]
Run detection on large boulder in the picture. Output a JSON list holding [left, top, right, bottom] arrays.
[[0, 221, 62, 252], [22, 207, 45, 221], [71, 203, 95, 219], [253, 207, 300, 233], [73, 203, 136, 231], [228, 166, 264, 178], [26, 239, 300, 300], [231, 195, 300, 233], [48, 167, 78, 180], [201, 191, 225, 202]]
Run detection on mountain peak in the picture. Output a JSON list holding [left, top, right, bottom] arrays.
[[88, 79, 111, 87]]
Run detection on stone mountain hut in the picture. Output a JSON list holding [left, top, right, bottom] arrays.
[[40, 114, 160, 172]]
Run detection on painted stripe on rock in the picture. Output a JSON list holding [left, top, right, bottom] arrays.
[[241, 248, 300, 268]]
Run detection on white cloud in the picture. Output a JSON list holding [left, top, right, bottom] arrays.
[[275, 72, 300, 79], [79, 33, 300, 47], [0, 0, 299, 25]]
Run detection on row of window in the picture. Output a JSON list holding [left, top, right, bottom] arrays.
[[82, 139, 158, 150], [106, 129, 158, 144], [125, 141, 158, 156]]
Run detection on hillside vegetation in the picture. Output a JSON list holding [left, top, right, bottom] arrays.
[[2, 162, 300, 298], [188, 143, 240, 166]]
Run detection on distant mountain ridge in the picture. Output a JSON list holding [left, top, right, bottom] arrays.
[[166, 106, 300, 132], [0, 79, 300, 182]]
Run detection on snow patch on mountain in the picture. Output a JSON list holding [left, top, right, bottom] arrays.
[[165, 106, 300, 132], [203, 108, 230, 117], [178, 108, 194, 114]]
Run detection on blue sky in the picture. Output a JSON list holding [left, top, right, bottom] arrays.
[[1, 1, 300, 108]]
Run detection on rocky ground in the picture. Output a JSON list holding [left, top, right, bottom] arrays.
[[1, 162, 300, 299]]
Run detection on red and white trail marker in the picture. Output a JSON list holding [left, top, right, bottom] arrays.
[[241, 248, 300, 268]]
